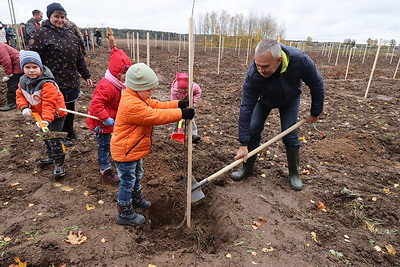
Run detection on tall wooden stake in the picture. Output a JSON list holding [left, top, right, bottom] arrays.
[[186, 16, 195, 228], [364, 39, 382, 98]]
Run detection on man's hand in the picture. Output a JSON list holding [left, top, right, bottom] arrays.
[[234, 146, 249, 162], [304, 114, 319, 123]]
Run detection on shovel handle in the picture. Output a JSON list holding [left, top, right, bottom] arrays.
[[177, 119, 183, 133], [59, 108, 100, 120], [31, 112, 49, 132], [193, 119, 307, 191]]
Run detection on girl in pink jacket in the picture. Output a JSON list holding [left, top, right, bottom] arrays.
[[170, 72, 202, 143]]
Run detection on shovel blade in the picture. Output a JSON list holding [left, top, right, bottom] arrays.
[[171, 133, 185, 144], [191, 181, 205, 203]]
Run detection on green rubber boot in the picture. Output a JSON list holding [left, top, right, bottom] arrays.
[[286, 149, 303, 190], [231, 145, 258, 181]]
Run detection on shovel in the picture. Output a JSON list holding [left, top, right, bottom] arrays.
[[59, 108, 99, 120], [171, 119, 185, 144], [31, 112, 68, 140], [191, 119, 307, 202]]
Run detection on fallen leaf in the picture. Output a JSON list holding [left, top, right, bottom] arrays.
[[10, 182, 20, 186], [302, 169, 310, 175], [394, 184, 399, 188], [98, 200, 104, 205], [53, 183, 62, 187], [251, 251, 257, 256], [365, 221, 376, 232], [252, 261, 257, 265], [226, 253, 232, 258], [4, 237, 11, 242], [252, 221, 261, 229], [83, 191, 89, 197], [261, 174, 266, 178], [385, 244, 396, 256], [262, 246, 274, 252], [65, 231, 87, 245], [258, 217, 268, 222], [317, 201, 327, 212], [85, 204, 95, 210], [299, 136, 307, 142], [374, 245, 382, 252], [28, 203, 34, 207], [60, 186, 73, 192], [311, 232, 318, 243], [9, 257, 27, 267], [382, 188, 391, 194], [148, 264, 156, 267], [101, 238, 106, 243], [371, 197, 377, 202]]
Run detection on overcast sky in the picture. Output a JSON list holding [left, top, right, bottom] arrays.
[[1, 0, 399, 44]]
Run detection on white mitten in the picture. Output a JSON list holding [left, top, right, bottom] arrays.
[[2, 75, 11, 82], [21, 108, 32, 117], [36, 120, 49, 129]]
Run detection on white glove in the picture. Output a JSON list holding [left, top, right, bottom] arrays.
[[36, 120, 49, 129], [21, 108, 32, 117], [2, 75, 12, 82]]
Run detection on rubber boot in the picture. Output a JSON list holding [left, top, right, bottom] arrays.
[[286, 149, 303, 191], [231, 145, 258, 181], [132, 189, 151, 209], [0, 103, 17, 111], [45, 139, 66, 179], [116, 203, 145, 226]]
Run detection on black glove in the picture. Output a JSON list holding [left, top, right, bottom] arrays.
[[181, 108, 195, 120], [178, 97, 189, 109]]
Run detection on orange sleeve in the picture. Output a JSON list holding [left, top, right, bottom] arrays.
[[16, 84, 30, 110], [41, 82, 60, 122]]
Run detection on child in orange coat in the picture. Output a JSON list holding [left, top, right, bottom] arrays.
[[111, 63, 195, 226], [16, 50, 67, 179]]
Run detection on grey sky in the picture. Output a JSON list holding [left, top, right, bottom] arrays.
[[1, 0, 399, 44]]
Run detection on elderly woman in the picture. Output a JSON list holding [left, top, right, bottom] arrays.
[[28, 3, 92, 145]]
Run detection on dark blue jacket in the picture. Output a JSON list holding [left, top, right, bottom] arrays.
[[239, 44, 325, 144]]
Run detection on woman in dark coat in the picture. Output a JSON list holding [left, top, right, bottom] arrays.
[[28, 2, 93, 144]]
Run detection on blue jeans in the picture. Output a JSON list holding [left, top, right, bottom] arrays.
[[248, 96, 301, 150], [116, 159, 144, 205], [96, 133, 112, 171]]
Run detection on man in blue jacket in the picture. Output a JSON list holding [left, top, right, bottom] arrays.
[[231, 39, 325, 190]]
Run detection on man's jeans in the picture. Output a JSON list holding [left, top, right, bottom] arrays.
[[248, 96, 301, 150], [116, 159, 144, 205], [96, 133, 112, 171]]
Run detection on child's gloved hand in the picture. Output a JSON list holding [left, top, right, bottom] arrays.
[[36, 120, 49, 129], [178, 97, 189, 109], [21, 108, 32, 117], [181, 108, 195, 120], [103, 118, 115, 126]]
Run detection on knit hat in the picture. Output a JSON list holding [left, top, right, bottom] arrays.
[[20, 50, 43, 70], [176, 72, 188, 89], [126, 63, 158, 91], [46, 3, 67, 18]]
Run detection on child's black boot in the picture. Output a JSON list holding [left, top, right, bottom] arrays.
[[44, 138, 66, 179], [116, 203, 145, 226], [132, 189, 151, 209]]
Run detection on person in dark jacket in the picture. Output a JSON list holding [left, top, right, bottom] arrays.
[[28, 2, 93, 145], [231, 39, 325, 191], [24, 9, 42, 46]]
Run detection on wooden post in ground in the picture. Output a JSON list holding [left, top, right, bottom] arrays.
[[393, 57, 400, 79], [345, 47, 353, 80], [136, 32, 139, 63], [364, 39, 382, 98], [146, 32, 150, 66], [217, 33, 222, 75], [186, 16, 195, 228], [335, 43, 341, 66]]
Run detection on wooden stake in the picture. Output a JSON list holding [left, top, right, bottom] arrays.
[[335, 43, 341, 66], [393, 56, 400, 79], [364, 39, 382, 98], [345, 47, 353, 80], [217, 33, 222, 74], [136, 32, 139, 63], [186, 17, 195, 228], [146, 32, 150, 66]]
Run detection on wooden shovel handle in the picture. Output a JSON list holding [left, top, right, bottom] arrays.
[[59, 108, 99, 120], [204, 119, 307, 183]]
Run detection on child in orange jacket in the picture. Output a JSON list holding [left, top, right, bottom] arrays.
[[16, 50, 67, 179], [111, 63, 195, 226]]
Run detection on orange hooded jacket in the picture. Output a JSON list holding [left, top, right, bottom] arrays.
[[111, 89, 182, 162]]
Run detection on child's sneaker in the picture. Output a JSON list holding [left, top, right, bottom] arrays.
[[101, 169, 119, 184]]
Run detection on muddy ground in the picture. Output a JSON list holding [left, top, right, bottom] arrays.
[[0, 40, 399, 267]]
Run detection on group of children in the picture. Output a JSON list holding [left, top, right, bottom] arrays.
[[7, 28, 202, 226]]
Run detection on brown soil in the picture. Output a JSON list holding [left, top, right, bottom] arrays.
[[1, 42, 399, 267]]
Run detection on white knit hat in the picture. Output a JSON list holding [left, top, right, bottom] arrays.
[[125, 63, 158, 91]]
